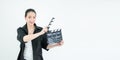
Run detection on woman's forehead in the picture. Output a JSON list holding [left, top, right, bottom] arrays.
[[27, 12, 36, 16]]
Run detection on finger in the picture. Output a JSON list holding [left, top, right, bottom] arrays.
[[60, 40, 64, 45]]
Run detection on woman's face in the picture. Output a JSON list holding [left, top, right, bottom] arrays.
[[25, 11, 36, 26]]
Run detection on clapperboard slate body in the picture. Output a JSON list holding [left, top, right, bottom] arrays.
[[47, 17, 63, 44]]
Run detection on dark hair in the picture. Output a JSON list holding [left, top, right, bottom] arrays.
[[25, 8, 36, 17]]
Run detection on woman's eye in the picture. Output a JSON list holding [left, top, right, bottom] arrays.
[[33, 17, 35, 19], [28, 16, 31, 19]]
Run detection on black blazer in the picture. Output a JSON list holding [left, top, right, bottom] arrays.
[[17, 24, 49, 60]]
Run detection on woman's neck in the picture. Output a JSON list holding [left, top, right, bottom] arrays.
[[27, 24, 34, 28], [27, 24, 35, 34]]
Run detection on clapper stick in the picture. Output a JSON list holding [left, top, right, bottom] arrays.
[[46, 17, 63, 44], [47, 17, 55, 29]]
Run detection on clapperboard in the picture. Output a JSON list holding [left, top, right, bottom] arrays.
[[47, 17, 63, 44]]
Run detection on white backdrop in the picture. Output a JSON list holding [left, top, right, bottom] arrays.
[[0, 0, 120, 60]]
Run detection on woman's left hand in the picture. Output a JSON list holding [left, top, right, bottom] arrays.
[[47, 40, 64, 49], [57, 40, 64, 46]]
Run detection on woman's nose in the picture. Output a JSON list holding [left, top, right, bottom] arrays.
[[31, 18, 35, 21]]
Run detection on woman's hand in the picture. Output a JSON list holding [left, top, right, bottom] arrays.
[[56, 40, 64, 46], [40, 27, 48, 35], [47, 40, 64, 49]]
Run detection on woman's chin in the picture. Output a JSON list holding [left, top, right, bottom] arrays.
[[30, 24, 34, 26], [28, 23, 34, 26]]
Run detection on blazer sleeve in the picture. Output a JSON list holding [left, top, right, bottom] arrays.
[[41, 33, 49, 51], [17, 27, 26, 43]]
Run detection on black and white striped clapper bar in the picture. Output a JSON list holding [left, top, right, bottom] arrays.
[[47, 17, 63, 44]]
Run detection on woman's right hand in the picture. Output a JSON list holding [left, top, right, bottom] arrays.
[[40, 27, 48, 35]]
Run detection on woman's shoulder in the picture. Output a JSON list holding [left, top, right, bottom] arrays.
[[17, 24, 27, 30], [17, 27, 23, 30], [36, 26, 43, 30], [17, 27, 25, 33], [17, 24, 27, 32]]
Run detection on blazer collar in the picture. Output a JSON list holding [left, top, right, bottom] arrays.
[[22, 23, 41, 34]]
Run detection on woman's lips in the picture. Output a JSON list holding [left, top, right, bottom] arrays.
[[30, 21, 34, 24]]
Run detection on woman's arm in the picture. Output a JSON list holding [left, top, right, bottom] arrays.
[[47, 40, 64, 49], [23, 27, 48, 42]]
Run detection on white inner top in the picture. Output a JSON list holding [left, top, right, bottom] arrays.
[[24, 41, 33, 60]]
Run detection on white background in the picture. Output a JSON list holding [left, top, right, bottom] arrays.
[[0, 0, 120, 60]]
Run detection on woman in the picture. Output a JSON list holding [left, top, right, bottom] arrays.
[[17, 8, 63, 60]]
